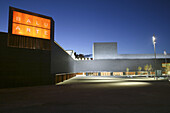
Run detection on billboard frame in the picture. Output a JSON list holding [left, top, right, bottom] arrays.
[[8, 6, 54, 50]]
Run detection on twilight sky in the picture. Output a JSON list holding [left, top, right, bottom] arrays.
[[0, 0, 170, 55]]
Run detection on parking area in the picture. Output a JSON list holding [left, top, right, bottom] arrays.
[[0, 76, 170, 113]]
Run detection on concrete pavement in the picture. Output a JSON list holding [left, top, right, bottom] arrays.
[[0, 76, 170, 113]]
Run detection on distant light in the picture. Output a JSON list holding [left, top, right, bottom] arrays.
[[152, 35, 156, 44], [164, 50, 167, 55]]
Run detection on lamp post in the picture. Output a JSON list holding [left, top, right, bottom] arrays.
[[152, 35, 156, 79], [164, 50, 167, 78]]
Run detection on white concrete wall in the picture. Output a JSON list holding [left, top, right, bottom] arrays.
[[93, 42, 117, 59]]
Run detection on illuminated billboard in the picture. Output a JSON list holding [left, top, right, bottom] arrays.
[[11, 10, 51, 39]]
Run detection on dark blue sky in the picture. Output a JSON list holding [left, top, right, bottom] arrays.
[[0, 0, 170, 55]]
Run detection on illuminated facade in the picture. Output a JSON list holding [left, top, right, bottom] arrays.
[[93, 42, 117, 59], [0, 7, 170, 89], [93, 42, 170, 60], [75, 42, 170, 75], [12, 11, 51, 39], [8, 7, 54, 50]]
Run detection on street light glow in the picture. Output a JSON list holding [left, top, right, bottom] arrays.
[[164, 50, 167, 55], [152, 35, 156, 44]]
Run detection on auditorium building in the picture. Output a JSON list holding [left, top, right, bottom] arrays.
[[0, 7, 170, 88]]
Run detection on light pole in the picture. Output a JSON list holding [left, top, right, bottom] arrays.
[[152, 35, 156, 79], [164, 50, 167, 78]]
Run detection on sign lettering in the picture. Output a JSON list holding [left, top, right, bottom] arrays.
[[12, 11, 51, 39]]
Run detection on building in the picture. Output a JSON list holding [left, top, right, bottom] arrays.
[[0, 7, 76, 88], [75, 42, 170, 75], [93, 42, 170, 60], [0, 7, 170, 88], [93, 42, 117, 59]]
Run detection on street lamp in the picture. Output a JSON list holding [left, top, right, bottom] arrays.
[[164, 50, 167, 78], [152, 35, 156, 79]]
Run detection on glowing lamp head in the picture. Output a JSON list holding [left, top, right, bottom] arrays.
[[152, 35, 156, 44], [164, 50, 167, 55]]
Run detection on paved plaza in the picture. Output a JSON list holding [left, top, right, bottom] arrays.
[[0, 76, 170, 113]]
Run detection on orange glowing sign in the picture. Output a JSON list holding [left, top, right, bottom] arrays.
[[12, 11, 51, 39]]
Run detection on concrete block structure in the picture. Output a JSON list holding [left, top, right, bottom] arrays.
[[93, 42, 117, 59]]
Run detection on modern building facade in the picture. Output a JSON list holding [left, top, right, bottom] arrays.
[[75, 42, 170, 75], [0, 7, 76, 88], [0, 7, 170, 88], [93, 42, 170, 60], [93, 42, 117, 59]]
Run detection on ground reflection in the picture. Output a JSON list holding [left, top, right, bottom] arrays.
[[56, 76, 156, 87]]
